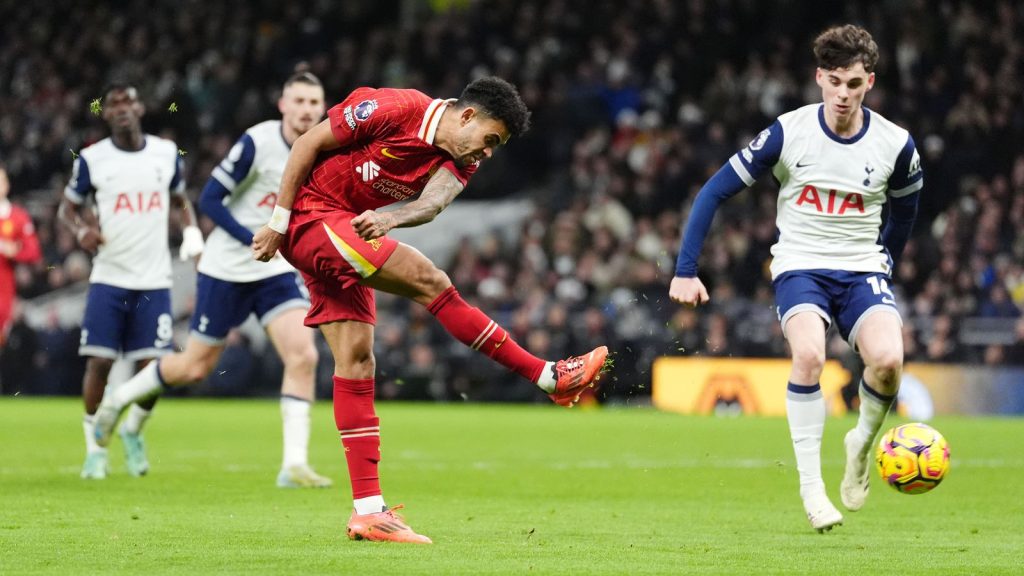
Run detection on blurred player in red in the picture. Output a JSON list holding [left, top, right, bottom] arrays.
[[250, 77, 608, 543], [0, 165, 42, 348]]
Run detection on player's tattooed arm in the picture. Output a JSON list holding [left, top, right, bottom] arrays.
[[352, 167, 464, 241], [57, 197, 104, 253]]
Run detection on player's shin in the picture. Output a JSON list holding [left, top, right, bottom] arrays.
[[786, 382, 826, 499], [333, 376, 384, 511], [426, 286, 545, 382], [108, 360, 166, 409], [853, 379, 896, 446]]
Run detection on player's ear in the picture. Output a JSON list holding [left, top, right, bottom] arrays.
[[866, 72, 875, 91], [460, 106, 476, 126], [814, 67, 825, 88]]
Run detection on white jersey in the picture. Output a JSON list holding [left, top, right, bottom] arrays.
[[729, 104, 923, 278], [65, 135, 185, 290], [197, 120, 295, 282]]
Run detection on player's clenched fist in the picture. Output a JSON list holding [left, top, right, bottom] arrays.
[[252, 225, 283, 262], [668, 276, 710, 307], [351, 210, 396, 241]]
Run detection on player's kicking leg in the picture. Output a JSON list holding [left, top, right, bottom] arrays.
[[841, 311, 902, 511], [265, 308, 332, 488], [366, 243, 609, 406], [783, 312, 842, 532]]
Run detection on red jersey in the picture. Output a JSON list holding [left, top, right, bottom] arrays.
[[293, 87, 477, 215], [0, 201, 41, 298]]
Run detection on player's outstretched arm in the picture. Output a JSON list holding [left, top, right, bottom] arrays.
[[254, 119, 340, 262], [351, 167, 464, 241], [669, 276, 710, 307]]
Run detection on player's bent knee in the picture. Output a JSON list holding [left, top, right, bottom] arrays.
[[285, 344, 318, 373], [791, 347, 826, 374]]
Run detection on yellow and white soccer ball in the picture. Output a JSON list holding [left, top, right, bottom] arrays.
[[875, 423, 950, 494]]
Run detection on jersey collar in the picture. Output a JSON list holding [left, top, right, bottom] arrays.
[[817, 104, 871, 145], [418, 98, 455, 145]]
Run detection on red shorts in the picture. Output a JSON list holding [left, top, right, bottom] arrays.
[[280, 210, 398, 327]]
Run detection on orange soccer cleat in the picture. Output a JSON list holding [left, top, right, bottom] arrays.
[[346, 504, 433, 544], [548, 345, 609, 407]]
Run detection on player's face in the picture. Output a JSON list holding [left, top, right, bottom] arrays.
[[101, 88, 144, 132], [279, 82, 326, 136], [816, 62, 874, 122], [452, 108, 509, 168]]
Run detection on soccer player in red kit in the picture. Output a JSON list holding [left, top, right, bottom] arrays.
[[0, 165, 42, 347], [251, 77, 608, 543]]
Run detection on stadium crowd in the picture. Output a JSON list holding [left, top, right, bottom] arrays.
[[1, 0, 1022, 399]]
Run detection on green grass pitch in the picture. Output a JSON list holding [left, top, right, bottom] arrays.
[[2, 397, 1022, 575]]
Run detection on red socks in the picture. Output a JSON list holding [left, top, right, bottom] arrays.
[[427, 286, 546, 382], [333, 376, 381, 499]]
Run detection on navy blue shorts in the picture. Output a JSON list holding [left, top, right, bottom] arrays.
[[773, 269, 902, 348], [79, 283, 173, 360], [189, 272, 309, 344]]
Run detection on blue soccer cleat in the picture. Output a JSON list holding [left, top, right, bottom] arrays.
[[119, 426, 150, 477]]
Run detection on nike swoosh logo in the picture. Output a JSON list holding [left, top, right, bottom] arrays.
[[493, 332, 508, 350], [795, 161, 814, 168], [380, 147, 402, 160]]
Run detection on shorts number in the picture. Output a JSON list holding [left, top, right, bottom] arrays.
[[155, 313, 173, 347], [865, 276, 895, 305]]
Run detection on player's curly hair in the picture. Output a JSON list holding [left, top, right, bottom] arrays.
[[456, 77, 531, 138], [813, 25, 879, 73]]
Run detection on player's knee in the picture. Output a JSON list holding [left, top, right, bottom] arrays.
[[412, 263, 451, 299], [284, 343, 318, 374], [336, 350, 375, 378], [791, 346, 825, 380], [867, 351, 902, 385], [182, 355, 219, 384]]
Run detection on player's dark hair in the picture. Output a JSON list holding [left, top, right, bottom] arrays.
[[813, 25, 879, 73], [284, 71, 322, 89], [456, 77, 531, 138], [100, 81, 140, 103]]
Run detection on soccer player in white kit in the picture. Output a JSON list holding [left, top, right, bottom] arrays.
[[59, 83, 205, 479], [94, 73, 332, 488], [669, 25, 922, 531]]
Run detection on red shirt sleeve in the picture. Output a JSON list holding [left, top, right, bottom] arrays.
[[438, 159, 478, 186], [327, 87, 405, 149], [13, 207, 41, 264]]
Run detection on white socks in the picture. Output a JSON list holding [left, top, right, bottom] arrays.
[[83, 414, 104, 455], [353, 495, 387, 515], [854, 380, 896, 447], [280, 396, 311, 469], [108, 361, 165, 409], [786, 382, 826, 500], [121, 404, 152, 435], [535, 362, 556, 393]]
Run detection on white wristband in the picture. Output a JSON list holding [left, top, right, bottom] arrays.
[[268, 205, 291, 234]]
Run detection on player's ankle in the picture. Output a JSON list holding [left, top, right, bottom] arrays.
[[535, 362, 556, 393]]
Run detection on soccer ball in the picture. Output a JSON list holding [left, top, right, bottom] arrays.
[[875, 423, 950, 494]]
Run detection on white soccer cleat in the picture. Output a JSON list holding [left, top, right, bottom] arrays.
[[803, 492, 843, 533], [81, 451, 109, 480], [93, 404, 125, 448], [276, 464, 333, 488], [840, 428, 871, 511]]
